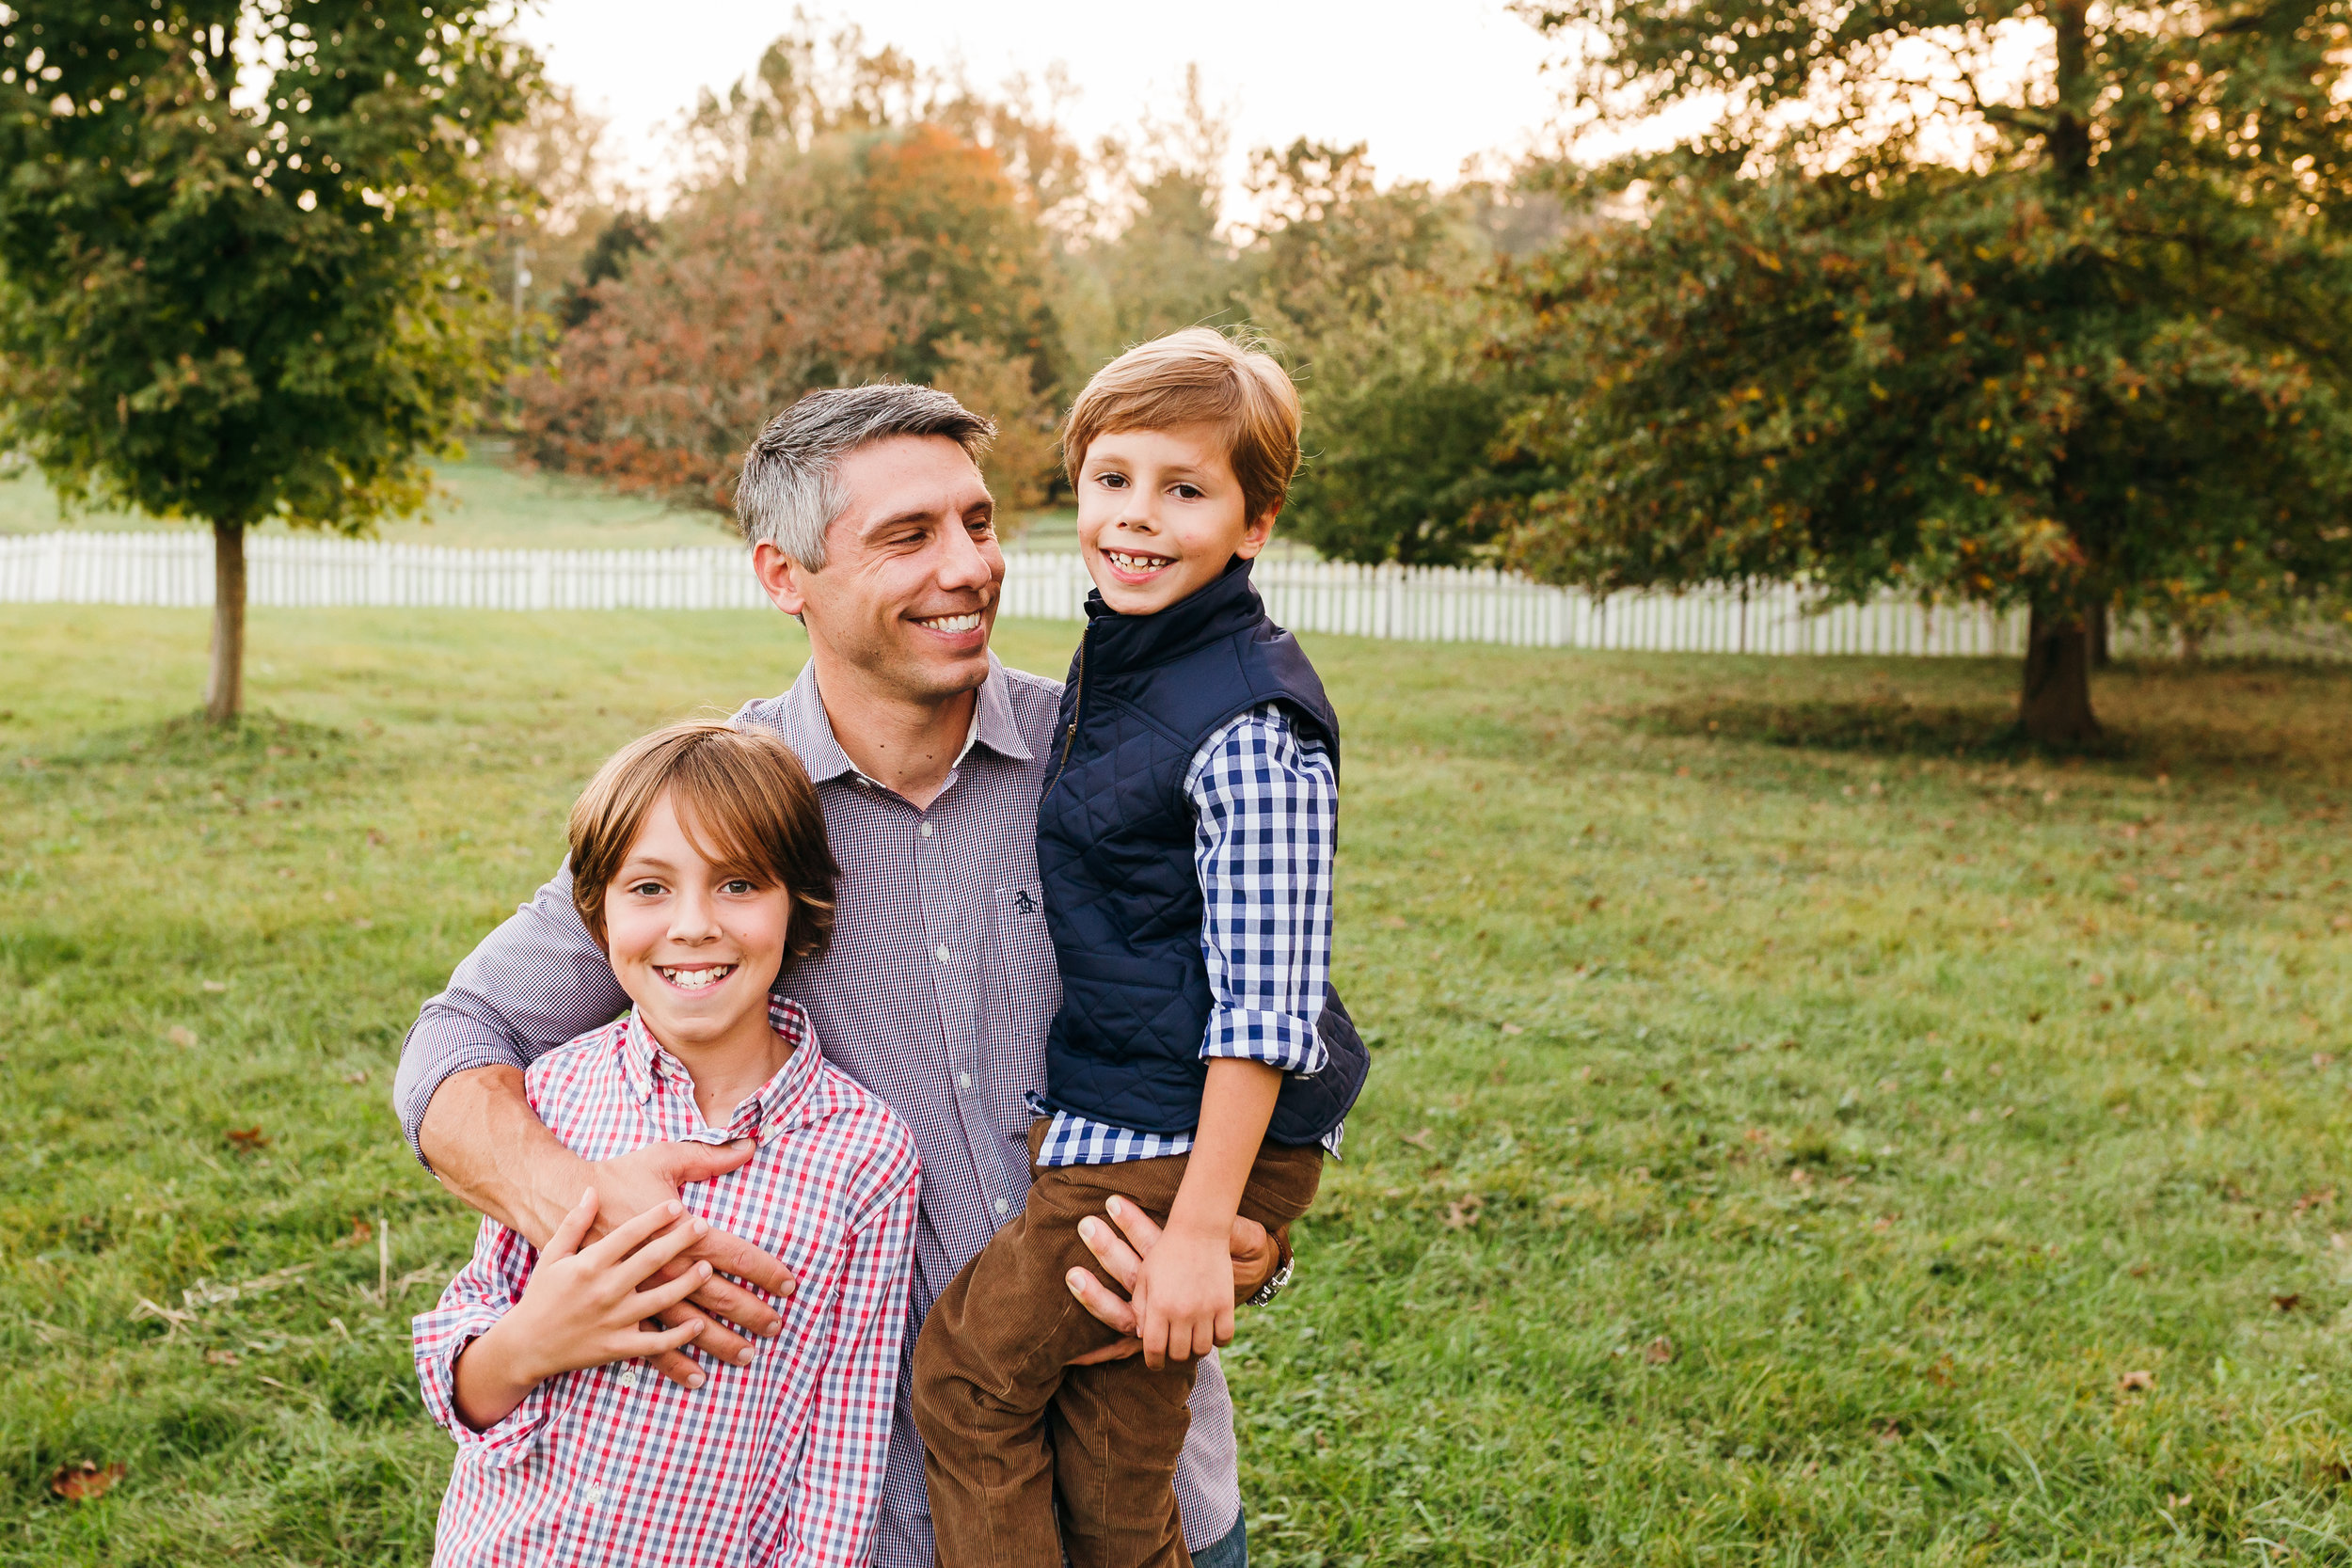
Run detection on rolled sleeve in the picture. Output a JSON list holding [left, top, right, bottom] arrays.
[[1185, 706, 1336, 1077], [412, 1219, 558, 1465], [393, 858, 630, 1167]]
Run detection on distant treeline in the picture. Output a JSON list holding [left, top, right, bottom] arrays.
[[497, 24, 1568, 567]]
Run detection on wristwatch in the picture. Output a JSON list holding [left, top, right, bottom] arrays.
[[1245, 1240, 1295, 1307]]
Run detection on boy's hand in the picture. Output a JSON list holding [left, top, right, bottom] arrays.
[[1065, 1196, 1278, 1365], [453, 1190, 714, 1432], [499, 1192, 713, 1377], [1129, 1220, 1237, 1370], [580, 1140, 797, 1388]]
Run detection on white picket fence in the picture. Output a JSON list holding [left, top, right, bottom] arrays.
[[0, 529, 2043, 656]]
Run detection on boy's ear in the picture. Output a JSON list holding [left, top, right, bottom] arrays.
[[1233, 502, 1281, 561]]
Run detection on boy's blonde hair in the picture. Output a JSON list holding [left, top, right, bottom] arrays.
[[1061, 327, 1302, 524], [566, 722, 837, 966]]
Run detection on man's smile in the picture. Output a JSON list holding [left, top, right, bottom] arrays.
[[914, 610, 985, 633]]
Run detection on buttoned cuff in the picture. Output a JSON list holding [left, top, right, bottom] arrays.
[[1200, 1008, 1327, 1076], [413, 1308, 556, 1465]]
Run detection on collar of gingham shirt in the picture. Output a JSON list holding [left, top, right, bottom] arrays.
[[1028, 703, 1343, 1165], [415, 999, 920, 1568], [395, 654, 1249, 1565]]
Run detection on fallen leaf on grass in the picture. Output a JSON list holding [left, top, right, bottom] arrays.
[[49, 1461, 125, 1501], [255, 1375, 294, 1392], [2333, 914, 2350, 931], [1642, 1335, 1674, 1364], [167, 1026, 196, 1048], [2119, 1370, 2156, 1393], [2273, 1293, 2305, 1313], [334, 1218, 373, 1249], [1400, 1128, 1433, 1150], [199, 980, 227, 993], [342, 1068, 370, 1085], [1444, 1197, 1482, 1230], [2294, 1189, 2336, 1215], [204, 1349, 240, 1367], [225, 1127, 269, 1152], [1500, 1022, 1525, 1036]]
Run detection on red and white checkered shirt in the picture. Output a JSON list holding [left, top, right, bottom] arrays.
[[414, 999, 919, 1567]]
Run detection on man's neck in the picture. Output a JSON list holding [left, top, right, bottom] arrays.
[[808, 646, 980, 811]]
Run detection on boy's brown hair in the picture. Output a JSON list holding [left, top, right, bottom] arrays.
[[566, 722, 837, 969], [1061, 327, 1302, 524]]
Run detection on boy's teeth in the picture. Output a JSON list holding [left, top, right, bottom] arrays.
[[921, 612, 982, 632], [1108, 552, 1167, 570], [660, 965, 733, 990]]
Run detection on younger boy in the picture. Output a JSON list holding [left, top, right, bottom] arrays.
[[913, 328, 1367, 1568], [414, 723, 919, 1567]]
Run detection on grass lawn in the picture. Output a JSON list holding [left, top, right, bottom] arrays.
[[4, 603, 2351, 1565]]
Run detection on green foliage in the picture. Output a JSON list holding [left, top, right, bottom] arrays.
[[1504, 0, 2352, 646], [7, 602, 2352, 1563], [0, 0, 537, 533], [520, 24, 1068, 513]]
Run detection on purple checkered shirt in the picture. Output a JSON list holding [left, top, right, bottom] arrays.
[[394, 654, 1245, 1565]]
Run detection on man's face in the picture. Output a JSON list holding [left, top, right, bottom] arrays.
[[1074, 423, 1274, 616], [760, 436, 1002, 704]]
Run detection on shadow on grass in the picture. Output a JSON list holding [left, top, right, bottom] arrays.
[[20, 710, 350, 770], [1620, 697, 2043, 759], [1622, 681, 2352, 777]]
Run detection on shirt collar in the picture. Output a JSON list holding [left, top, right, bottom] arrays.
[[772, 651, 1034, 788], [616, 997, 824, 1142]]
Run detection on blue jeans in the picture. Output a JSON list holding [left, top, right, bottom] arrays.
[[1193, 1508, 1248, 1568]]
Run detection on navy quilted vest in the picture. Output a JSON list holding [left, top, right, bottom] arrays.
[[1036, 557, 1370, 1145]]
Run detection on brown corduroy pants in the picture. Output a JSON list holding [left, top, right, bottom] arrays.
[[913, 1119, 1323, 1568]]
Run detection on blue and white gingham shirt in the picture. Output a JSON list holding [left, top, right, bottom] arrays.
[[1029, 703, 1343, 1166]]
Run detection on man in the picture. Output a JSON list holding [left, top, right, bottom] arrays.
[[394, 385, 1284, 1566]]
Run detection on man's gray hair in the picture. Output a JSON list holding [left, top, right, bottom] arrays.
[[735, 384, 996, 569]]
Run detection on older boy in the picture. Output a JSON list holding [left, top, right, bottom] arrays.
[[913, 329, 1367, 1568], [416, 723, 918, 1565]]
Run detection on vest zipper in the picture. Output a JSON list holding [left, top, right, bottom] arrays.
[[1045, 633, 1086, 798]]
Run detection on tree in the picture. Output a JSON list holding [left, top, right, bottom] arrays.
[[523, 24, 1074, 515], [1242, 144, 1550, 565], [0, 1, 535, 723], [516, 156, 920, 514], [1508, 0, 2352, 741]]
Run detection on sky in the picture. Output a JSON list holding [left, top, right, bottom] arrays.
[[514, 0, 1572, 203]]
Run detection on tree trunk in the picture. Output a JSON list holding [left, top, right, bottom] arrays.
[[204, 521, 246, 725], [2088, 599, 2110, 668], [2020, 604, 2099, 745]]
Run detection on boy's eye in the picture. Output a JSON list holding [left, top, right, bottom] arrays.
[[628, 880, 665, 897], [720, 879, 756, 895], [1171, 483, 1203, 500], [1097, 472, 1128, 489]]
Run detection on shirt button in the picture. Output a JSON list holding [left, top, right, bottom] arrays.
[[583, 1482, 606, 1505], [920, 821, 934, 838], [993, 1197, 1009, 1216], [618, 1370, 638, 1389], [935, 944, 951, 964], [958, 1071, 973, 1089]]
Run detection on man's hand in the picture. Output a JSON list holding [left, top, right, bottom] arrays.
[[418, 1068, 797, 1393], [453, 1191, 712, 1431], [1063, 1196, 1280, 1367], [577, 1141, 798, 1389]]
